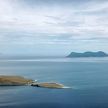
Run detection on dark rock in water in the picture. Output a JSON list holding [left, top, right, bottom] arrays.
[[67, 51, 108, 58], [31, 82, 65, 89], [0, 76, 33, 86]]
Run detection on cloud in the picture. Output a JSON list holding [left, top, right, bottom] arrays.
[[0, 0, 107, 35], [0, 0, 108, 54]]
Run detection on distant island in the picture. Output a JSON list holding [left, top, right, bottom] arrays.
[[67, 51, 108, 58]]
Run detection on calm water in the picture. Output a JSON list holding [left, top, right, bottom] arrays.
[[0, 57, 108, 108]]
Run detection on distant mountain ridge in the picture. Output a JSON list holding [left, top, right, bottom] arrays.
[[67, 51, 108, 58]]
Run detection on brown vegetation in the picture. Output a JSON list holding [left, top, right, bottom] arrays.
[[0, 76, 33, 86]]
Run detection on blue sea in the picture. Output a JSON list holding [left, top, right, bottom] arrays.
[[0, 56, 108, 108]]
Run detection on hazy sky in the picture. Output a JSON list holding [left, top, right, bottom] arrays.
[[0, 0, 108, 56]]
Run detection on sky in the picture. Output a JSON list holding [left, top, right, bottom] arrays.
[[0, 0, 108, 56]]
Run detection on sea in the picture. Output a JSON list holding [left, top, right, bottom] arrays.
[[0, 56, 108, 108]]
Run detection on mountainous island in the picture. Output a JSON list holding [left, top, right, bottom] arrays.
[[67, 51, 108, 58]]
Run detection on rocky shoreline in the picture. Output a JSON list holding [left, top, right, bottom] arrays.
[[0, 76, 65, 89]]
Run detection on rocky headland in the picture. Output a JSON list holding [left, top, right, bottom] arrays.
[[31, 82, 64, 89], [0, 75, 65, 89]]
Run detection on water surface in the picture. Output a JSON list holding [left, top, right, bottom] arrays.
[[0, 57, 108, 108]]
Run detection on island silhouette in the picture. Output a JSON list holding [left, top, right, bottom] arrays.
[[67, 51, 108, 58]]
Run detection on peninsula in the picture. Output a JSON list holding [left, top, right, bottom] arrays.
[[0, 76, 65, 89], [67, 51, 108, 58]]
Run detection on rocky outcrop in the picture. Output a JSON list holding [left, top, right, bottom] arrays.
[[31, 82, 65, 89], [0, 76, 66, 89]]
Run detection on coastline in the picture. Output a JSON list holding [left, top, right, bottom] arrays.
[[0, 75, 66, 89]]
